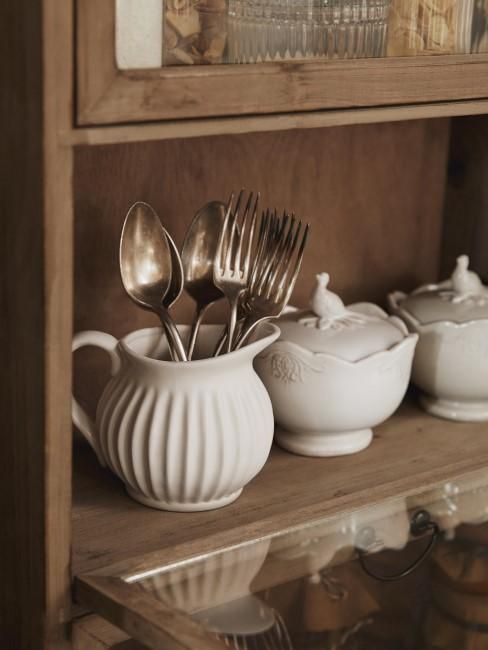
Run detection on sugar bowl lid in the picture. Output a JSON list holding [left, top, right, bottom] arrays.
[[277, 273, 407, 362], [393, 256, 488, 325]]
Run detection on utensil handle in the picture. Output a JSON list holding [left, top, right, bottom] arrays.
[[187, 301, 212, 361], [157, 308, 188, 362], [164, 325, 177, 362], [72, 331, 121, 466], [234, 315, 261, 350], [226, 296, 240, 353], [214, 318, 247, 356], [213, 327, 227, 357]]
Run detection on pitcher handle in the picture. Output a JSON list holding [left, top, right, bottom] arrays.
[[72, 331, 121, 466]]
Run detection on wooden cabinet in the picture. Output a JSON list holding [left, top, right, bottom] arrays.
[[3, 0, 488, 648]]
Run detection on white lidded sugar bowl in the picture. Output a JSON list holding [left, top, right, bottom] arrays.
[[254, 273, 418, 457], [389, 255, 488, 422], [72, 323, 280, 512]]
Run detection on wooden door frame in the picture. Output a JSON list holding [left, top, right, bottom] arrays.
[[75, 575, 227, 650], [43, 0, 75, 646], [1, 0, 74, 647]]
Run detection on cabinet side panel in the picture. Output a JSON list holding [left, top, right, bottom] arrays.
[[43, 0, 74, 646], [0, 0, 46, 647], [0, 0, 74, 647]]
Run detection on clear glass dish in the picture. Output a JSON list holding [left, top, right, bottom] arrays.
[[228, 0, 391, 62]]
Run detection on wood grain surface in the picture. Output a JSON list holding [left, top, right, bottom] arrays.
[[43, 0, 75, 647], [73, 615, 145, 649], [72, 399, 488, 579], [73, 119, 450, 417], [74, 577, 227, 650], [0, 0, 46, 645], [76, 0, 488, 125], [1, 0, 73, 648], [0, 0, 73, 650], [69, 99, 488, 146], [79, 55, 488, 125]]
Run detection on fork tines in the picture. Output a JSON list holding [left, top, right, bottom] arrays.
[[216, 189, 260, 280], [215, 191, 309, 353], [214, 189, 260, 352], [253, 211, 309, 305]]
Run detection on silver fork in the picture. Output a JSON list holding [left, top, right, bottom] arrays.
[[214, 190, 259, 353], [234, 217, 309, 349], [214, 209, 298, 354], [212, 207, 275, 357]]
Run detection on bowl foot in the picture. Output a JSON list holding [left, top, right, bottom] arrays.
[[419, 395, 488, 422], [275, 427, 373, 457], [125, 487, 243, 512]]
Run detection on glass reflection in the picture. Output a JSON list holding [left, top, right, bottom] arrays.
[[130, 472, 488, 649]]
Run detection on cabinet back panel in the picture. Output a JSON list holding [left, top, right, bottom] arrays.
[[73, 120, 449, 412], [442, 115, 488, 280]]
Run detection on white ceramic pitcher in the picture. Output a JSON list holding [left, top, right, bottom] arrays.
[[72, 323, 280, 512]]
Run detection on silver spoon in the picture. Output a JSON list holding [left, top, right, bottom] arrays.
[[181, 201, 226, 360], [120, 202, 187, 362]]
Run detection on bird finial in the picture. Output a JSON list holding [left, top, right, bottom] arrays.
[[457, 255, 469, 271], [316, 272, 330, 287]]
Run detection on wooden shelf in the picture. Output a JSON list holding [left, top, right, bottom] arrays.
[[73, 398, 488, 580], [69, 99, 488, 146]]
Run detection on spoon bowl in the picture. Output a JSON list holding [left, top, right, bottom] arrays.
[[120, 202, 173, 308], [120, 202, 187, 361], [182, 201, 226, 359]]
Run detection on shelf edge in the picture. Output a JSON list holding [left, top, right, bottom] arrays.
[[67, 99, 488, 146]]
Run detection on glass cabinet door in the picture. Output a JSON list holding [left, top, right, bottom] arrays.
[[115, 0, 488, 70]]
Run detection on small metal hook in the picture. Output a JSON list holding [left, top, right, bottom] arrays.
[[356, 510, 439, 582]]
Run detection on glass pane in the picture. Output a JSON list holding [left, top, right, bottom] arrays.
[[128, 468, 488, 649], [115, 0, 488, 68]]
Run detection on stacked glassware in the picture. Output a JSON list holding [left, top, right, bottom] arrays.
[[227, 0, 391, 63]]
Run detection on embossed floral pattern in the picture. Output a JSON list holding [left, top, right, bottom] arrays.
[[270, 353, 304, 383]]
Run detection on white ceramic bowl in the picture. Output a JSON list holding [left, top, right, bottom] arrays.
[[254, 316, 418, 457], [72, 323, 280, 512], [389, 291, 488, 422]]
